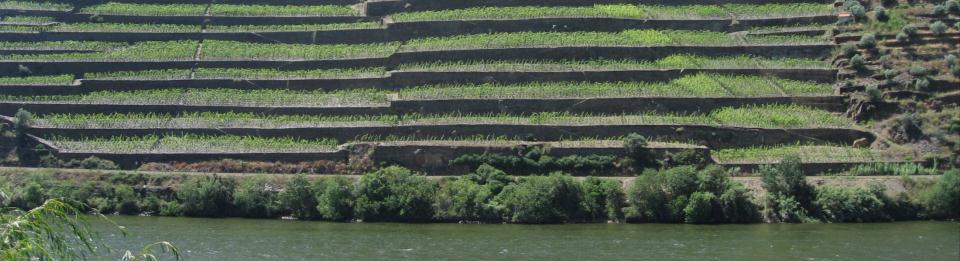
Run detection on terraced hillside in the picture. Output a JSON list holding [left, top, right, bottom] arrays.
[[0, 0, 947, 175]]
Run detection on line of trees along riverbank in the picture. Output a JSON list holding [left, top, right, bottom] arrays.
[[1, 156, 957, 224]]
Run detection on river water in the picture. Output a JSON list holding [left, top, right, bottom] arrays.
[[92, 216, 959, 260]]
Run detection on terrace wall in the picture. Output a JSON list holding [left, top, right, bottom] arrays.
[[385, 16, 837, 39], [28, 125, 874, 149], [61, 14, 374, 26], [365, 0, 834, 16], [54, 151, 350, 169], [0, 58, 385, 75], [390, 69, 838, 86], [386, 45, 836, 66]]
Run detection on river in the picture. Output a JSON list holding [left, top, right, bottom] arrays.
[[92, 216, 959, 260]]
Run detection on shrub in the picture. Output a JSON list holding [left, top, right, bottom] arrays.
[[436, 176, 498, 221], [449, 147, 618, 175], [923, 169, 960, 218], [177, 175, 234, 217], [815, 185, 890, 222], [850, 54, 866, 70], [581, 177, 624, 222], [913, 78, 930, 90], [495, 172, 584, 223], [279, 174, 319, 220], [62, 156, 120, 170], [881, 0, 897, 7], [623, 133, 655, 167], [874, 7, 888, 22], [13, 109, 31, 142], [847, 3, 866, 20], [932, 5, 947, 16], [764, 193, 810, 223], [113, 184, 139, 215], [895, 32, 909, 42], [759, 155, 815, 222], [930, 21, 947, 36], [858, 33, 877, 49], [901, 24, 918, 36], [355, 166, 436, 222], [719, 183, 760, 223], [314, 177, 355, 221], [908, 65, 928, 77], [947, 0, 960, 13], [9, 182, 46, 209], [465, 164, 513, 194], [946, 54, 958, 69], [233, 176, 281, 218], [840, 43, 858, 59], [684, 191, 719, 224], [865, 84, 883, 102]]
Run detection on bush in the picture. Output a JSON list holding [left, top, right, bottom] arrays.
[[930, 21, 947, 36], [719, 183, 760, 223], [279, 174, 319, 220], [874, 7, 888, 22], [759, 155, 815, 222], [623, 133, 655, 167], [932, 5, 947, 16], [839, 43, 858, 59], [177, 175, 234, 217], [9, 182, 46, 209], [436, 176, 498, 221], [901, 24, 918, 36], [865, 84, 883, 103], [684, 191, 719, 224], [495, 172, 584, 223], [62, 156, 120, 170], [895, 32, 909, 42], [13, 109, 31, 142], [858, 33, 877, 49], [113, 185, 140, 215], [913, 78, 930, 90], [581, 177, 624, 222], [947, 0, 960, 13], [946, 54, 958, 69], [449, 147, 619, 175], [314, 177, 355, 221], [233, 176, 281, 218], [850, 54, 866, 69], [908, 65, 928, 77], [923, 169, 960, 218], [355, 166, 436, 222], [816, 185, 891, 222]]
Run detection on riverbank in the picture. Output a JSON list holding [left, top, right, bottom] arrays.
[[91, 216, 960, 260], [2, 158, 956, 224]]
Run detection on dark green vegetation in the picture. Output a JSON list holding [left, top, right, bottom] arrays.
[[1, 162, 956, 224]]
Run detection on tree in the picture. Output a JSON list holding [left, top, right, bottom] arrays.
[[495, 173, 584, 223], [233, 176, 281, 218], [279, 174, 319, 220], [315, 177, 355, 221], [177, 175, 234, 217]]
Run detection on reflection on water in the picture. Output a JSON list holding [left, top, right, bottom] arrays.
[[92, 216, 959, 260]]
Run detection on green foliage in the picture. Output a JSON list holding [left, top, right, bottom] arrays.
[[932, 5, 948, 17], [176, 175, 234, 217], [314, 177, 355, 221], [8, 182, 46, 210], [581, 177, 624, 222], [858, 33, 877, 49], [815, 185, 890, 222], [355, 166, 436, 222], [874, 7, 888, 22], [114, 185, 139, 215], [495, 173, 584, 223], [901, 24, 918, 36], [759, 154, 815, 222], [684, 192, 719, 224], [450, 146, 619, 175], [865, 84, 883, 103], [850, 54, 866, 70], [895, 32, 909, 42], [625, 165, 756, 223], [923, 169, 960, 218], [840, 43, 858, 58], [278, 174, 319, 220], [13, 109, 31, 142], [436, 164, 512, 221], [947, 0, 960, 13], [930, 21, 947, 36], [233, 177, 280, 219]]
